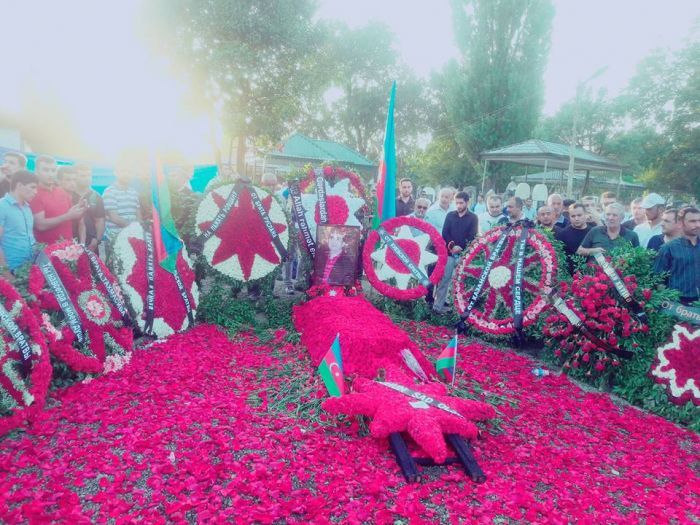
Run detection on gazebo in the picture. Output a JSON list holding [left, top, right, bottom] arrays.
[[479, 139, 627, 197]]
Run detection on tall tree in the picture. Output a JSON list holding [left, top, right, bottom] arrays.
[[441, 0, 554, 189], [149, 0, 325, 173]]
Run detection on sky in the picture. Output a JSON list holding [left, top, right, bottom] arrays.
[[0, 0, 697, 162]]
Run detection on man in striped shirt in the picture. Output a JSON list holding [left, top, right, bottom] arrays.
[[103, 160, 141, 240], [654, 207, 700, 305]]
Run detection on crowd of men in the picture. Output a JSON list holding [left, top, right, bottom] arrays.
[[0, 152, 142, 280], [393, 179, 700, 310]]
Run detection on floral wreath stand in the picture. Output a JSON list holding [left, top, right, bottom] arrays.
[[453, 224, 557, 341]]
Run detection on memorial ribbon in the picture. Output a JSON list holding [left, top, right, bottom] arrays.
[[172, 270, 195, 326], [376, 226, 431, 287], [191, 181, 245, 254], [0, 301, 33, 377], [143, 230, 156, 336], [659, 301, 700, 325], [247, 186, 288, 261], [288, 180, 316, 257], [314, 169, 328, 225], [512, 225, 529, 342], [379, 382, 464, 418], [458, 223, 516, 329], [83, 246, 132, 325], [593, 252, 648, 325], [35, 250, 85, 344], [549, 293, 633, 359]]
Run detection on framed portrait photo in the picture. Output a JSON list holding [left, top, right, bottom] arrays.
[[312, 225, 362, 286]]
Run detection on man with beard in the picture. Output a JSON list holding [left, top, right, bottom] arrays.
[[654, 206, 700, 305], [395, 178, 415, 217], [634, 193, 665, 248], [433, 192, 478, 313], [648, 208, 682, 251]]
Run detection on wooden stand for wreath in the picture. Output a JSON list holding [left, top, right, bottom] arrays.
[[389, 432, 486, 483]]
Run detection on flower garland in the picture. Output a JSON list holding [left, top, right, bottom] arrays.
[[650, 324, 700, 406], [297, 166, 368, 242], [293, 294, 436, 380], [542, 270, 649, 374], [112, 223, 199, 338], [453, 225, 557, 334], [194, 184, 289, 281], [0, 278, 51, 436], [28, 241, 133, 373], [323, 370, 495, 463], [363, 216, 448, 301]]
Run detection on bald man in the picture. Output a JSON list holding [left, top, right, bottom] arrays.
[[537, 205, 555, 231]]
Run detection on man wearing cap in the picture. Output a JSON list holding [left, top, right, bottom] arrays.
[[634, 193, 665, 249]]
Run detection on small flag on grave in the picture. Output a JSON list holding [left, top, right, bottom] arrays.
[[436, 335, 458, 385], [318, 333, 344, 397]]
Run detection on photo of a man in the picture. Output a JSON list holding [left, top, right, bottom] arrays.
[[313, 225, 361, 286]]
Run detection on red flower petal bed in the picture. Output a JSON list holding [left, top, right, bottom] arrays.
[[0, 324, 698, 523]]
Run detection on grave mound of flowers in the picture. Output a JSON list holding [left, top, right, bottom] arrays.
[[0, 323, 697, 523]]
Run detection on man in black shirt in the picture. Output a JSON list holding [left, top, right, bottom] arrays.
[[395, 178, 415, 217], [555, 203, 592, 274], [433, 191, 478, 313], [74, 164, 106, 253]]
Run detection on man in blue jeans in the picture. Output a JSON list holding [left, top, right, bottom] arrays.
[[433, 191, 478, 313], [0, 170, 39, 279]]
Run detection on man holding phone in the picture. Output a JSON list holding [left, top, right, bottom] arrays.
[[74, 164, 105, 253]]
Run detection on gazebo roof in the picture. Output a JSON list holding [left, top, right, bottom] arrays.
[[267, 132, 376, 168], [480, 139, 626, 172], [512, 170, 643, 189]]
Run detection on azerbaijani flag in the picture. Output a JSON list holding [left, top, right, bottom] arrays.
[[151, 157, 183, 274], [436, 335, 458, 385], [372, 81, 397, 229], [318, 333, 344, 397]]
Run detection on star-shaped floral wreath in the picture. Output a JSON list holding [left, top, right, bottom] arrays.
[[650, 324, 700, 406], [363, 216, 448, 301], [28, 242, 133, 374], [195, 184, 289, 282], [112, 223, 199, 338], [323, 372, 495, 463], [300, 178, 366, 242]]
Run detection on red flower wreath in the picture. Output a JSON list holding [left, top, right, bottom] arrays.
[[323, 368, 495, 463], [28, 241, 133, 373], [112, 223, 199, 338], [0, 278, 51, 436], [363, 216, 448, 301], [299, 165, 367, 200], [650, 324, 700, 406], [453, 225, 557, 334]]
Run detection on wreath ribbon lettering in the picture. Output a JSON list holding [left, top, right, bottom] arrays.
[[380, 382, 464, 418], [376, 226, 431, 288], [83, 246, 132, 326], [247, 186, 288, 261], [191, 181, 245, 253], [512, 225, 529, 341], [314, 168, 328, 225], [0, 301, 32, 377], [288, 180, 316, 257], [593, 252, 648, 325], [660, 301, 700, 325], [143, 230, 156, 336], [35, 250, 85, 344]]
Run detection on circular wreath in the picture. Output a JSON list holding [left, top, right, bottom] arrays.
[[650, 324, 700, 406], [453, 225, 557, 334], [112, 222, 199, 338], [194, 183, 289, 281], [363, 216, 448, 301], [0, 278, 51, 436], [28, 241, 133, 373], [297, 166, 368, 242]]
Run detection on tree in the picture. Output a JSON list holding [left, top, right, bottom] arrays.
[[294, 22, 431, 161], [149, 0, 326, 173], [438, 0, 554, 190]]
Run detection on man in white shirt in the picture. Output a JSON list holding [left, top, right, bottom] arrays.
[[634, 193, 665, 248], [478, 195, 503, 234], [424, 187, 455, 233]]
